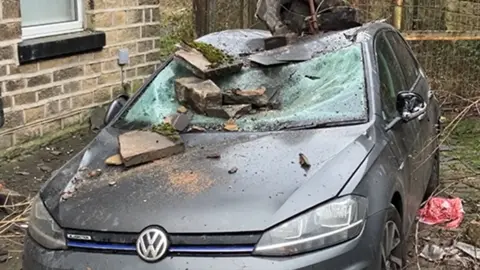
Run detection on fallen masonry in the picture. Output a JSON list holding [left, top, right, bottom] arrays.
[[113, 35, 285, 166], [223, 87, 270, 108], [174, 43, 242, 79], [119, 130, 185, 168]]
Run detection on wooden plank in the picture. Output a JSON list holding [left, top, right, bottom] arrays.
[[193, 0, 208, 37], [403, 31, 480, 41]]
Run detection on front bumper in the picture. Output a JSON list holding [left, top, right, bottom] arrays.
[[23, 211, 386, 270]]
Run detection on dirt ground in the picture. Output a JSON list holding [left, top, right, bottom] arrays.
[[0, 118, 479, 270]]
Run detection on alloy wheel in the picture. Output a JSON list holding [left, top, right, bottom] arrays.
[[381, 220, 403, 270]]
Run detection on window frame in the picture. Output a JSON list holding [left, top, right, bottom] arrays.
[[374, 31, 407, 122], [384, 31, 420, 90], [21, 0, 84, 40]]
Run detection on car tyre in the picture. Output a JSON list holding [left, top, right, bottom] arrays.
[[380, 204, 404, 270]]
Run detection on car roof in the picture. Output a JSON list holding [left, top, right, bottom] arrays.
[[195, 21, 396, 58]]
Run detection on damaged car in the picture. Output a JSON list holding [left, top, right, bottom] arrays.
[[23, 21, 440, 270]]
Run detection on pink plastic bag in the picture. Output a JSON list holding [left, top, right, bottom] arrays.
[[418, 197, 464, 228]]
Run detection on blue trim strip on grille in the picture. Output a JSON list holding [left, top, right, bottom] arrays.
[[67, 241, 136, 251], [169, 246, 254, 253], [67, 241, 255, 253]]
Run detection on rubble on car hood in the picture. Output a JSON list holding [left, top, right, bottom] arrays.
[[41, 123, 375, 233]]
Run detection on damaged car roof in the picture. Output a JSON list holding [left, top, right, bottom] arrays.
[[195, 21, 387, 63]]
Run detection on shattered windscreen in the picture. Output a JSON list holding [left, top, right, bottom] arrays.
[[116, 43, 367, 132]]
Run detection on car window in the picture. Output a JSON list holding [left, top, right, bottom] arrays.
[[375, 33, 407, 121], [385, 31, 419, 89], [115, 44, 368, 132]]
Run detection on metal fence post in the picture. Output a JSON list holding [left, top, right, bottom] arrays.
[[393, 0, 404, 30]]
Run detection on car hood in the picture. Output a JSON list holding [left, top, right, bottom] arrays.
[[41, 124, 374, 233]]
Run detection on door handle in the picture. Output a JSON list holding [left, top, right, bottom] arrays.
[[418, 111, 427, 121]]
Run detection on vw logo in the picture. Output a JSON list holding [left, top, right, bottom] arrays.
[[136, 227, 169, 262]]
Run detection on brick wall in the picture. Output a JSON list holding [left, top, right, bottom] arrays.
[[0, 0, 162, 151]]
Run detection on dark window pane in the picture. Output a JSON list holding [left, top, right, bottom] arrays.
[[376, 33, 406, 121], [386, 31, 419, 88]]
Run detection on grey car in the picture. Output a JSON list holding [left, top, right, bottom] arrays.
[[23, 22, 440, 270]]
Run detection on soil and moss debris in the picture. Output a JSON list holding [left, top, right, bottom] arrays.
[[184, 40, 235, 67], [151, 123, 181, 141]]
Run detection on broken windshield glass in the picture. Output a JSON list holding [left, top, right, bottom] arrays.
[[115, 43, 367, 132]]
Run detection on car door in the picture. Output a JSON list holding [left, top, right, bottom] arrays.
[[374, 32, 424, 226], [385, 31, 432, 190]]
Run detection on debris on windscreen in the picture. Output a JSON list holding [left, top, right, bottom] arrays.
[[223, 119, 239, 131], [174, 75, 276, 126], [105, 154, 123, 166], [151, 123, 181, 141], [299, 153, 311, 170], [223, 87, 269, 107], [174, 41, 243, 79]]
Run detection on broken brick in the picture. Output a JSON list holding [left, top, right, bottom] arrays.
[[223, 87, 269, 107], [174, 48, 242, 79], [175, 77, 223, 115], [119, 130, 185, 168], [223, 104, 252, 118], [190, 80, 223, 113], [118, 131, 185, 167], [177, 105, 188, 113], [224, 119, 239, 131], [105, 154, 123, 166], [174, 48, 212, 78], [205, 107, 230, 119], [175, 77, 203, 104]]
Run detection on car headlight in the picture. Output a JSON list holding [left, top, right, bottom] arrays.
[[253, 195, 367, 256], [28, 196, 66, 250]]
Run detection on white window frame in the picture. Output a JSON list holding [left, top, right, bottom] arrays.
[[21, 0, 84, 40]]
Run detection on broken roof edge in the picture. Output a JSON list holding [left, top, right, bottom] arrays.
[[194, 20, 393, 60]]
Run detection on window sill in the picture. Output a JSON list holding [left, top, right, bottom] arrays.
[[17, 30, 106, 65]]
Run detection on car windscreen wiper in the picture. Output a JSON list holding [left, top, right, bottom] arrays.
[[279, 119, 367, 131]]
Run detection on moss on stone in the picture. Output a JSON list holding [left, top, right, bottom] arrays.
[[185, 41, 234, 67], [151, 123, 180, 141]]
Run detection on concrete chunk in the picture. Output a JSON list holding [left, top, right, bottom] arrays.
[[223, 104, 252, 118], [190, 80, 223, 113], [174, 48, 242, 79], [223, 87, 269, 107], [105, 154, 123, 166], [119, 130, 185, 168], [205, 107, 230, 119], [174, 48, 211, 78], [175, 77, 203, 104], [175, 77, 223, 115]]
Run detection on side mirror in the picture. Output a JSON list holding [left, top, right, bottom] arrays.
[[0, 97, 4, 128], [385, 91, 427, 131], [104, 94, 129, 125], [396, 91, 427, 122]]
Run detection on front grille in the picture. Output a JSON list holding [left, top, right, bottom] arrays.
[[65, 229, 261, 255]]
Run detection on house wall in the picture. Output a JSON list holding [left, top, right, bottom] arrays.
[[0, 0, 162, 151]]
